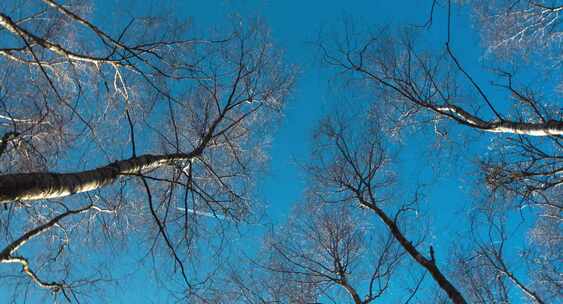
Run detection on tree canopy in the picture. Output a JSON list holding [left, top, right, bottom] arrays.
[[0, 0, 561, 303]]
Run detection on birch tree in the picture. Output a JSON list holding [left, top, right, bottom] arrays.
[[260, 202, 406, 304], [314, 1, 561, 303], [295, 114, 469, 304], [0, 0, 293, 301], [318, 0, 561, 219], [216, 200, 424, 304], [452, 207, 557, 304], [282, 108, 558, 303]]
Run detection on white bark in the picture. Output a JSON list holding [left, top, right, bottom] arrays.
[[1, 256, 64, 290], [0, 205, 92, 292], [0, 13, 119, 65], [436, 105, 563, 136], [0, 153, 198, 203]]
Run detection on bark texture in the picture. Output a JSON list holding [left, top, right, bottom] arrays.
[[435, 105, 563, 136], [0, 152, 197, 203]]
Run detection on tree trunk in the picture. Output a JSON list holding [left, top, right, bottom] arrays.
[[360, 199, 468, 304], [0, 152, 198, 203], [340, 281, 363, 304], [436, 105, 563, 136]]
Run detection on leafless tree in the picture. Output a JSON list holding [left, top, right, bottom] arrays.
[[317, 0, 561, 231], [0, 0, 293, 301], [319, 29, 561, 137], [312, 1, 562, 302], [290, 114, 468, 304], [258, 202, 405, 304], [227, 265, 321, 304], [221, 1, 560, 303], [214, 199, 432, 304], [452, 197, 560, 304], [470, 0, 562, 64]]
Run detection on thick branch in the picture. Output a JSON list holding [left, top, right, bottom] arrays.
[[347, 52, 562, 137], [503, 268, 545, 304], [0, 205, 91, 257], [436, 104, 563, 136], [356, 197, 467, 304], [2, 256, 66, 292], [339, 278, 363, 304], [0, 152, 199, 203], [0, 205, 91, 297], [0, 13, 120, 65]]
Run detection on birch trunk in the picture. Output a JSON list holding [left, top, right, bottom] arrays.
[[0, 152, 198, 203], [435, 105, 563, 136]]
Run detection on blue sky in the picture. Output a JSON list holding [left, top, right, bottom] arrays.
[[183, 0, 448, 221], [1, 0, 542, 303], [94, 1, 475, 302], [172, 1, 486, 303]]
